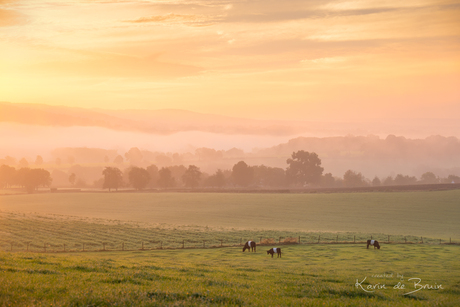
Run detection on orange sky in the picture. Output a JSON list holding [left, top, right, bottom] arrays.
[[1, 0, 459, 121]]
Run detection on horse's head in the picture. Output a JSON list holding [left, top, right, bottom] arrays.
[[242, 247, 246, 252], [266, 250, 270, 254]]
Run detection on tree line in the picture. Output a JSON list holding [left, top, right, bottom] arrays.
[[1, 150, 459, 192], [0, 165, 51, 193], [99, 151, 460, 191]]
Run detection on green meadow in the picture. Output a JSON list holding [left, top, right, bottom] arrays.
[[1, 190, 459, 239], [1, 190, 459, 306], [1, 244, 459, 306]]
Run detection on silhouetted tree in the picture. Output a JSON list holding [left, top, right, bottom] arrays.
[[382, 176, 394, 186], [157, 167, 175, 188], [16, 168, 51, 193], [146, 164, 159, 188], [321, 173, 337, 188], [69, 173, 76, 185], [0, 165, 16, 188], [286, 151, 323, 186], [445, 174, 460, 183], [19, 158, 29, 167], [114, 155, 124, 164], [232, 161, 254, 187], [252, 165, 286, 187], [393, 174, 417, 185], [204, 169, 226, 188], [125, 147, 143, 165], [102, 167, 123, 191], [343, 170, 368, 188], [35, 155, 43, 165], [371, 176, 381, 186], [128, 167, 150, 190], [420, 172, 438, 184], [182, 165, 202, 188]]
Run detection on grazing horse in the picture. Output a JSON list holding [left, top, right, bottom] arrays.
[[367, 239, 381, 249], [267, 247, 282, 258], [243, 240, 256, 252]]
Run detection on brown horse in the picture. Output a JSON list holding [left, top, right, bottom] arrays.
[[267, 247, 282, 258], [367, 239, 381, 249], [243, 240, 256, 252]]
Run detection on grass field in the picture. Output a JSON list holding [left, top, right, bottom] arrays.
[[1, 244, 459, 306], [1, 190, 459, 239]]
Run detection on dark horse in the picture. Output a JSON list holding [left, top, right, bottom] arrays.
[[243, 240, 256, 252], [267, 247, 282, 258], [367, 239, 381, 249]]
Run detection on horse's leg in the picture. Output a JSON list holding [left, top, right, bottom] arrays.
[[367, 244, 369, 249]]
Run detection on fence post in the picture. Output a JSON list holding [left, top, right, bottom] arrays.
[[141, 242, 144, 250], [182, 240, 185, 249], [260, 237, 263, 244], [318, 235, 320, 244], [160, 241, 163, 249], [336, 235, 338, 243], [10, 243, 13, 252], [371, 235, 373, 240], [354, 235, 355, 243], [220, 239, 223, 247], [421, 237, 423, 243], [388, 235, 390, 243], [298, 236, 301, 244], [404, 237, 406, 243], [44, 243, 47, 253]]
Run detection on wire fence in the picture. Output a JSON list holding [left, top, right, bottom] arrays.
[[1, 234, 458, 253]]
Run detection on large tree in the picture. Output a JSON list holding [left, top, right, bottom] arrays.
[[102, 167, 123, 191], [204, 169, 226, 188], [128, 167, 150, 190], [157, 167, 175, 188], [343, 170, 368, 188], [286, 151, 323, 186], [15, 168, 52, 193], [182, 165, 202, 188], [0, 164, 16, 188], [232, 161, 254, 187]]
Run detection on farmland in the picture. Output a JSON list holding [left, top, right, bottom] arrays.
[[1, 244, 459, 306], [1, 190, 459, 239], [1, 190, 459, 306]]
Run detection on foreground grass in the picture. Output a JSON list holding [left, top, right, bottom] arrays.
[[1, 244, 459, 306]]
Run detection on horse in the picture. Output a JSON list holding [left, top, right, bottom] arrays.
[[367, 239, 381, 249], [267, 247, 282, 258], [243, 240, 256, 252]]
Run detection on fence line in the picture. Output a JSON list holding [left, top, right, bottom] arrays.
[[1, 235, 458, 253]]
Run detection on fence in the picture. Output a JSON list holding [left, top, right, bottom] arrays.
[[1, 234, 458, 253]]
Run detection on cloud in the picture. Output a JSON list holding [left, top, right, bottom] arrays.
[[124, 13, 221, 26], [0, 9, 25, 26]]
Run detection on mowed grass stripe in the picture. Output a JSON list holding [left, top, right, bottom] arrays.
[[1, 190, 459, 238]]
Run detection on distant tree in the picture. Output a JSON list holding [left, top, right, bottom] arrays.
[[252, 165, 286, 187], [232, 161, 254, 187], [114, 155, 124, 164], [286, 151, 323, 186], [55, 158, 61, 166], [372, 176, 381, 186], [19, 158, 29, 167], [125, 147, 143, 165], [4, 156, 16, 165], [445, 174, 460, 184], [157, 167, 175, 188], [0, 165, 16, 188], [69, 173, 76, 185], [102, 167, 123, 191], [343, 170, 368, 188], [321, 173, 337, 188], [420, 172, 438, 184], [204, 169, 226, 188], [35, 155, 43, 165], [16, 168, 51, 193], [128, 167, 151, 190], [182, 165, 202, 188], [393, 174, 417, 186], [382, 176, 394, 186], [146, 164, 159, 188]]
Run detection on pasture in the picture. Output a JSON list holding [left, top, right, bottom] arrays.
[[1, 244, 459, 306], [1, 190, 459, 239]]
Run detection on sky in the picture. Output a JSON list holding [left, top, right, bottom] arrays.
[[1, 0, 459, 121]]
